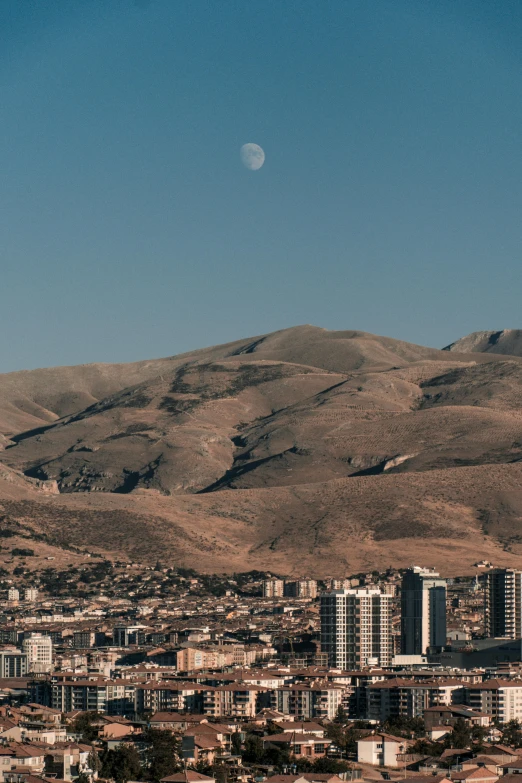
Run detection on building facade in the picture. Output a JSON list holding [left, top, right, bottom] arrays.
[[320, 588, 392, 669], [401, 566, 447, 655], [22, 634, 53, 673], [485, 569, 522, 639]]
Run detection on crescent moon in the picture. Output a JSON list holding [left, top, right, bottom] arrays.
[[240, 143, 265, 171]]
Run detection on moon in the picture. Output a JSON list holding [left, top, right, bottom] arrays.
[[240, 143, 265, 171]]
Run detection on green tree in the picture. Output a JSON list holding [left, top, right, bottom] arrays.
[[88, 746, 103, 774], [243, 734, 264, 763], [410, 738, 442, 757], [472, 725, 488, 750], [384, 715, 425, 738], [231, 732, 242, 755], [502, 719, 522, 748], [335, 705, 348, 724], [312, 758, 352, 773], [101, 745, 142, 783], [72, 711, 105, 742], [142, 727, 180, 781], [449, 718, 472, 749], [264, 744, 290, 767]]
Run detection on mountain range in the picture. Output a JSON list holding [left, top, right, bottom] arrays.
[[1, 325, 522, 576]]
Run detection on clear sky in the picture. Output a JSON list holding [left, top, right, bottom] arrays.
[[1, 0, 521, 371]]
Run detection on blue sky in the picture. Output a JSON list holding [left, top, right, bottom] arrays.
[[1, 0, 521, 370]]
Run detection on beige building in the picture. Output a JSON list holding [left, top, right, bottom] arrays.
[[22, 633, 53, 673], [203, 683, 266, 718], [467, 680, 522, 724], [357, 732, 410, 767], [262, 579, 285, 598]]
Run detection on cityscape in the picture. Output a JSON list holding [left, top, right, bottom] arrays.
[[2, 1, 522, 783], [0, 565, 520, 780]]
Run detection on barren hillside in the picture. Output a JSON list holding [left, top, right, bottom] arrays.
[[0, 324, 522, 575]]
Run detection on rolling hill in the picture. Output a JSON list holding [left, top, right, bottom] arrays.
[[1, 324, 522, 575]]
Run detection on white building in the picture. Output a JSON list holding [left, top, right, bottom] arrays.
[[262, 579, 285, 598], [357, 733, 409, 767], [467, 679, 522, 724], [8, 587, 20, 601], [22, 633, 53, 672], [24, 588, 39, 602], [320, 587, 392, 668]]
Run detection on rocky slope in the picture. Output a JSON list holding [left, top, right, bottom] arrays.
[[0, 325, 522, 574], [444, 329, 522, 356]]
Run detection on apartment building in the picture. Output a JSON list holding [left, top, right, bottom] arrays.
[[401, 566, 447, 654], [485, 569, 522, 639], [203, 683, 267, 718], [22, 633, 53, 673], [262, 579, 285, 598], [367, 678, 466, 721], [0, 650, 28, 678], [284, 580, 318, 599], [271, 680, 344, 720], [466, 680, 522, 724], [112, 625, 148, 646], [320, 588, 392, 668], [52, 678, 136, 715], [135, 682, 208, 714]]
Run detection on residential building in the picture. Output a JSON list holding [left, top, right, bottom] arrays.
[[262, 733, 331, 759], [284, 580, 318, 599], [357, 733, 410, 767], [262, 579, 285, 598], [466, 680, 522, 724], [22, 633, 53, 673], [367, 678, 466, 722], [424, 705, 492, 730], [7, 588, 19, 602], [112, 625, 147, 646], [203, 683, 267, 718], [485, 569, 522, 639], [401, 566, 447, 654], [24, 588, 38, 602], [320, 588, 392, 668], [271, 681, 344, 720], [135, 682, 207, 714], [0, 650, 28, 678], [52, 678, 136, 715]]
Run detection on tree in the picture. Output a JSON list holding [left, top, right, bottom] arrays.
[[264, 744, 290, 767], [88, 746, 103, 774], [384, 715, 425, 738], [335, 705, 348, 724], [410, 739, 443, 757], [101, 745, 142, 783], [72, 711, 105, 742], [472, 725, 488, 749], [231, 732, 242, 755], [502, 719, 522, 748], [312, 758, 352, 773], [449, 718, 472, 749], [142, 727, 180, 781], [76, 774, 90, 783], [243, 734, 264, 763]]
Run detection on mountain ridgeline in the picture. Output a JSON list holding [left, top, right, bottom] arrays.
[[1, 325, 522, 575]]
